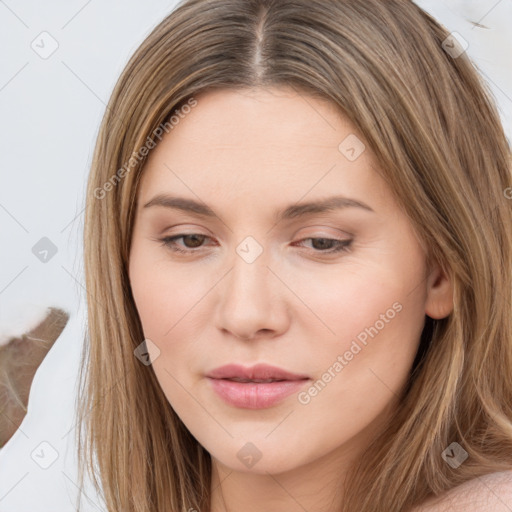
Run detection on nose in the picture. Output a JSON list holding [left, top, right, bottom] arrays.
[[214, 251, 291, 341]]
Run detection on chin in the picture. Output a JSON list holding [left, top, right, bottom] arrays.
[[209, 442, 308, 476]]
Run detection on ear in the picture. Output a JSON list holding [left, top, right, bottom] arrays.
[[424, 261, 454, 319]]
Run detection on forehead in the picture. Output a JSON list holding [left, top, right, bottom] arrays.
[[166, 86, 353, 150], [137, 87, 390, 213]]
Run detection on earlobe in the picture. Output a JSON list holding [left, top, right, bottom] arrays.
[[424, 262, 454, 320]]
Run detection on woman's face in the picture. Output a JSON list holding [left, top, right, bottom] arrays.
[[128, 86, 452, 477]]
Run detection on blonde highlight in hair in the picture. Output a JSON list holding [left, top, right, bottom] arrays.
[[77, 1, 512, 510]]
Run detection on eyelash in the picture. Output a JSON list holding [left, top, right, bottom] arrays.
[[158, 234, 353, 255]]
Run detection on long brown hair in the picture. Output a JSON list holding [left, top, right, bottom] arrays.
[[77, 1, 512, 510]]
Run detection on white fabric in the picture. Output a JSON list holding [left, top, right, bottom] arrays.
[[0, 303, 104, 511]]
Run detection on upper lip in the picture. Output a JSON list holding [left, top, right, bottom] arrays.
[[207, 363, 310, 381]]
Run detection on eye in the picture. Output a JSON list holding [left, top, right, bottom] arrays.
[[293, 237, 353, 254], [159, 233, 213, 254], [158, 234, 352, 255]]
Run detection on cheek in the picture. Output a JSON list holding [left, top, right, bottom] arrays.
[[129, 248, 207, 406], [129, 244, 209, 340], [291, 256, 427, 376], [292, 267, 426, 443]]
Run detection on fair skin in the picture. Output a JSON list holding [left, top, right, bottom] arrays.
[[414, 471, 512, 512], [128, 86, 455, 511]]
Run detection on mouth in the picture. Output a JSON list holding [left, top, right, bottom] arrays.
[[206, 363, 309, 381], [220, 377, 292, 383], [206, 363, 310, 409]]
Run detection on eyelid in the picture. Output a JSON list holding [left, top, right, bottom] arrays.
[[159, 226, 352, 243], [295, 225, 354, 240], [157, 232, 354, 256]]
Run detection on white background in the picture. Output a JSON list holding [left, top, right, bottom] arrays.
[[0, 1, 511, 510]]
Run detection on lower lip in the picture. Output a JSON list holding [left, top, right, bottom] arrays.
[[207, 377, 310, 409]]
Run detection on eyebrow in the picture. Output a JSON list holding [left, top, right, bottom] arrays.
[[142, 194, 375, 222]]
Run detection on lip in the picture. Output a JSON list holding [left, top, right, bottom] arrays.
[[206, 363, 311, 409], [206, 363, 310, 381]]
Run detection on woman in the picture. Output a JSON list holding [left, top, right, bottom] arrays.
[[76, 0, 512, 511]]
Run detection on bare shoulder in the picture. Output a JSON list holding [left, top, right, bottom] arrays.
[[411, 470, 512, 512]]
